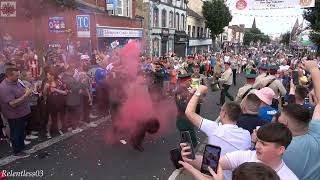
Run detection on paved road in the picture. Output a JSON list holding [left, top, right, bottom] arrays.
[[0, 74, 245, 180]]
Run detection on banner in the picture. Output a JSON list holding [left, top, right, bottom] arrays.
[[0, 1, 16, 17], [299, 0, 315, 8], [235, 0, 248, 10], [76, 15, 91, 38], [48, 17, 66, 33], [249, 0, 315, 9]]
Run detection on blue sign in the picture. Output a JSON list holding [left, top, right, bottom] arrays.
[[76, 15, 90, 37]]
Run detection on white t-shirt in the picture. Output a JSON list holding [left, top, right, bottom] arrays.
[[279, 65, 290, 71], [225, 150, 299, 180], [200, 119, 252, 180]]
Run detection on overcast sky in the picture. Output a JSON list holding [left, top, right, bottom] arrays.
[[226, 0, 305, 37]]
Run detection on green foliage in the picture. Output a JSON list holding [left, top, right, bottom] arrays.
[[304, 0, 320, 54], [243, 28, 270, 46], [280, 32, 291, 46], [202, 0, 232, 43]]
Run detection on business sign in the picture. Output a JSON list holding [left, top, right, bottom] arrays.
[[76, 15, 90, 38], [96, 28, 143, 38], [48, 17, 66, 33], [249, 0, 315, 10], [0, 1, 16, 17]]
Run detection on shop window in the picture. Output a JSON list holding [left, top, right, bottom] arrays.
[[169, 11, 174, 28], [153, 38, 160, 56], [175, 13, 179, 30], [192, 26, 195, 38], [162, 10, 167, 28], [153, 8, 159, 28], [200, 27, 203, 38], [204, 28, 207, 38], [187, 25, 191, 36]]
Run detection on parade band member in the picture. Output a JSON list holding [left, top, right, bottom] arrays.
[[217, 62, 234, 106], [235, 73, 257, 103]]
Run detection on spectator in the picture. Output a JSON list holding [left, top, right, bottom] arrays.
[[288, 81, 314, 110], [185, 85, 251, 179], [0, 68, 32, 158], [237, 94, 268, 134], [255, 87, 278, 122]]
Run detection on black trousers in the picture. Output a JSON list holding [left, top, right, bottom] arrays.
[[232, 69, 237, 85], [66, 106, 81, 129], [26, 105, 40, 135], [8, 114, 29, 154], [220, 84, 234, 105], [81, 96, 90, 123]]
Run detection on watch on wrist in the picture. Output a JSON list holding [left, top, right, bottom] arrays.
[[194, 92, 201, 97]]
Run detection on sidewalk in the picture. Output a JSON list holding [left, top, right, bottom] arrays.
[[170, 138, 208, 180]]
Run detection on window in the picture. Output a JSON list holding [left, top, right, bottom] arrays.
[[181, 14, 185, 30], [204, 28, 207, 38], [168, 0, 172, 4], [197, 27, 200, 38], [153, 8, 159, 27], [200, 27, 203, 38], [175, 13, 179, 30], [192, 26, 195, 38], [187, 25, 191, 36], [117, 0, 123, 16], [169, 11, 174, 28], [161, 10, 167, 28]]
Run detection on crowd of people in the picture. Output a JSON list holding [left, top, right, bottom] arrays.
[[0, 41, 319, 180]]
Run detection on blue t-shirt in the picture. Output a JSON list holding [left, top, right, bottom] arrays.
[[162, 67, 170, 81], [210, 57, 216, 68], [258, 106, 278, 122], [303, 101, 315, 110], [283, 120, 320, 180]]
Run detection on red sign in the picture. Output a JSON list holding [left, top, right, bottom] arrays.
[[0, 1, 16, 17], [236, 0, 247, 10]]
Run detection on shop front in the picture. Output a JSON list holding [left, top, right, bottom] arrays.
[[174, 31, 188, 58], [188, 39, 212, 55], [96, 26, 143, 52], [161, 28, 169, 56]]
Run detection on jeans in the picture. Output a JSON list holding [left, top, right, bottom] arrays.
[[8, 115, 30, 154], [220, 84, 234, 105], [232, 69, 237, 85]]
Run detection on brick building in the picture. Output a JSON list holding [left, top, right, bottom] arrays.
[[0, 0, 143, 54]]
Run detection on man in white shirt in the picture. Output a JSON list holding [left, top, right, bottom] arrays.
[[180, 123, 298, 180], [185, 85, 251, 180], [217, 62, 234, 106]]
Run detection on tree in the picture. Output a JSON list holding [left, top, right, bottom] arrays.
[[280, 31, 291, 46], [243, 27, 270, 46], [202, 0, 232, 48], [304, 0, 320, 54]]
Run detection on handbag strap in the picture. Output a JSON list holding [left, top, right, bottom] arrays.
[[266, 78, 276, 87], [241, 87, 254, 100]]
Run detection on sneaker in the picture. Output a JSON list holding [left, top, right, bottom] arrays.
[[88, 122, 97, 128], [46, 132, 52, 139], [72, 128, 83, 134], [13, 152, 30, 158], [31, 131, 39, 135], [58, 130, 64, 136], [26, 134, 38, 140], [24, 140, 31, 145]]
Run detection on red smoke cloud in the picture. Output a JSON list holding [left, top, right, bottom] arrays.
[[104, 41, 177, 143]]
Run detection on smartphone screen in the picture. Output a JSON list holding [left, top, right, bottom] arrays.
[[169, 148, 183, 169], [180, 131, 195, 160], [293, 70, 299, 85], [201, 144, 221, 175]]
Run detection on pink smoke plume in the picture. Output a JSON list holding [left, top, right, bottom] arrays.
[[104, 41, 177, 143]]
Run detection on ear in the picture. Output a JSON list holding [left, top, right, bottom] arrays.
[[277, 145, 286, 156]]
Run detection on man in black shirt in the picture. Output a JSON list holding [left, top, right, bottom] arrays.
[[237, 94, 268, 134]]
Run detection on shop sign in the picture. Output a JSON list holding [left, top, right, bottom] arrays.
[[96, 28, 143, 38], [48, 17, 66, 33], [76, 15, 91, 38], [105, 0, 114, 10]]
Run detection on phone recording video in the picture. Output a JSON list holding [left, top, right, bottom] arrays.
[[201, 144, 221, 175], [180, 131, 196, 160], [292, 70, 299, 85]]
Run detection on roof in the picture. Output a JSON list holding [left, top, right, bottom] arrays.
[[75, 1, 105, 15], [187, 8, 204, 20]]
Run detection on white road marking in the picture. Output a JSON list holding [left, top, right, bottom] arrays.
[[0, 117, 109, 167]]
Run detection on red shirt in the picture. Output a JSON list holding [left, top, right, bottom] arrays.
[[27, 58, 40, 78]]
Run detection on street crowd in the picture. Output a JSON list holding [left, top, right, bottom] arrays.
[[0, 40, 319, 180]]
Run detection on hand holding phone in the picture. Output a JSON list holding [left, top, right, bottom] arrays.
[[292, 70, 299, 85], [170, 148, 183, 169], [180, 131, 196, 160], [201, 144, 222, 175]]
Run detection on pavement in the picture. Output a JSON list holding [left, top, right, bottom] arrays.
[[0, 74, 245, 180]]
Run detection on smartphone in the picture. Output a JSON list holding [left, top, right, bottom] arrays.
[[201, 144, 222, 175], [180, 131, 196, 160], [169, 148, 183, 169], [293, 70, 299, 85]]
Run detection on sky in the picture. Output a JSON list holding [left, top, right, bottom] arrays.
[[226, 0, 306, 37]]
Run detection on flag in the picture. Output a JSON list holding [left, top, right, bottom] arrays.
[[0, 1, 16, 17], [291, 18, 299, 40]]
